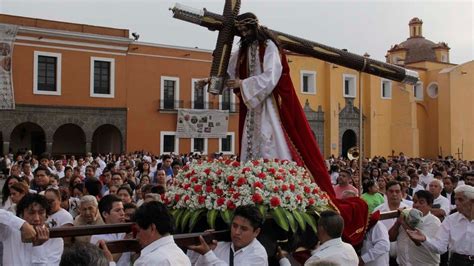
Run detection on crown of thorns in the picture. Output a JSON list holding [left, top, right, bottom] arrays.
[[235, 17, 259, 27]]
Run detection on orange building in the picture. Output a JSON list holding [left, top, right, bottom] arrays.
[[0, 14, 238, 156]]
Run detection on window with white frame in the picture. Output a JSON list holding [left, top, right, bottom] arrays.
[[219, 132, 235, 154], [191, 138, 208, 154], [300, 71, 316, 94], [160, 76, 180, 109], [343, 74, 356, 98], [414, 81, 423, 101], [192, 78, 209, 109], [219, 89, 235, 112], [427, 82, 439, 99], [160, 131, 179, 154], [33, 51, 62, 95], [90, 57, 115, 98], [381, 79, 392, 99]]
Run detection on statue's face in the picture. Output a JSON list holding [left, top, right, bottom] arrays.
[[237, 25, 255, 44]]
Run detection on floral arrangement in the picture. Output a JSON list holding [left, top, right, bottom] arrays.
[[162, 158, 332, 233]]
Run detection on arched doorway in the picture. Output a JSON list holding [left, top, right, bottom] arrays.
[[341, 129, 357, 158], [10, 122, 46, 155], [52, 124, 86, 155], [92, 124, 122, 154]]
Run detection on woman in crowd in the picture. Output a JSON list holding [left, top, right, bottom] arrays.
[[377, 176, 388, 195], [117, 185, 133, 204], [8, 181, 30, 213], [361, 180, 385, 213], [1, 175, 22, 210]]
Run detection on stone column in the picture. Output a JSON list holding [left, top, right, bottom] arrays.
[[46, 142, 53, 154], [86, 141, 92, 154], [2, 141, 10, 155]]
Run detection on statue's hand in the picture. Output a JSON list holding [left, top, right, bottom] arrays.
[[225, 79, 241, 89]]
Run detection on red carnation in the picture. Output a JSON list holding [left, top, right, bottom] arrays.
[[191, 177, 198, 183], [185, 172, 192, 178], [270, 196, 281, 207], [308, 198, 315, 205], [253, 181, 264, 189], [232, 192, 240, 199], [289, 184, 296, 191], [184, 195, 190, 202], [257, 172, 266, 179], [232, 161, 240, 167], [273, 186, 279, 192], [183, 183, 191, 190], [296, 194, 303, 201], [263, 159, 269, 163], [216, 188, 224, 196], [312, 188, 319, 194], [252, 193, 263, 204], [206, 186, 213, 193], [198, 195, 206, 204], [281, 184, 288, 191], [252, 161, 259, 166], [204, 168, 211, 175], [242, 167, 251, 173], [226, 200, 236, 210], [174, 194, 181, 202], [236, 177, 247, 186], [278, 168, 285, 173], [268, 168, 276, 175], [216, 197, 225, 206], [227, 175, 235, 183], [216, 169, 223, 175], [225, 159, 232, 165], [194, 184, 202, 193], [304, 186, 311, 193]]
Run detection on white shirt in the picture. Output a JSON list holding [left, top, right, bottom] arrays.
[[361, 221, 390, 266], [91, 233, 132, 266], [32, 208, 73, 265], [134, 235, 190, 266], [423, 212, 474, 255], [189, 239, 268, 266], [419, 173, 434, 188], [397, 212, 441, 266], [374, 201, 410, 258], [432, 195, 450, 218], [228, 40, 292, 162], [0, 209, 36, 265], [304, 238, 359, 266]]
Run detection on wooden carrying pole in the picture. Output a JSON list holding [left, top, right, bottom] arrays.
[[49, 211, 399, 253]]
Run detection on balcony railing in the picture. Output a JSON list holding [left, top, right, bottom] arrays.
[[159, 99, 184, 111], [158, 100, 238, 113]]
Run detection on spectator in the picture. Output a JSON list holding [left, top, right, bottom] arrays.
[[406, 185, 474, 266], [428, 179, 450, 221], [74, 195, 104, 243], [304, 210, 358, 265], [333, 170, 358, 199], [361, 180, 385, 213]]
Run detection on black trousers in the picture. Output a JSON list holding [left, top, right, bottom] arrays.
[[449, 253, 474, 266]]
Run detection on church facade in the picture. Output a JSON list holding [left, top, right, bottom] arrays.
[[0, 14, 472, 159]]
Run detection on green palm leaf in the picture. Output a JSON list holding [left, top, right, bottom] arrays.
[[181, 210, 193, 232], [301, 212, 318, 234], [292, 210, 306, 232], [189, 209, 207, 232], [221, 209, 234, 225], [207, 209, 219, 229], [271, 207, 289, 232], [283, 208, 298, 233]]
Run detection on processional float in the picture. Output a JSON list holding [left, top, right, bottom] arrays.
[[47, 1, 415, 253]]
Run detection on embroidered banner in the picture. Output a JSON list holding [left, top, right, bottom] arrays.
[[0, 23, 18, 110], [176, 108, 229, 138]]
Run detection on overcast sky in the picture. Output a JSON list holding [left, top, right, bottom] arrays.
[[1, 0, 473, 64]]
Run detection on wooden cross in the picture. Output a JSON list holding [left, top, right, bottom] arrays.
[[170, 1, 419, 95]]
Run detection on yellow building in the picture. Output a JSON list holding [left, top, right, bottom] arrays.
[[292, 17, 474, 160]]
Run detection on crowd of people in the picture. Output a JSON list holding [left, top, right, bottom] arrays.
[[0, 149, 473, 265]]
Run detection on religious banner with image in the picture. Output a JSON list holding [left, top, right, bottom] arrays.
[[0, 23, 18, 110], [176, 109, 229, 138]]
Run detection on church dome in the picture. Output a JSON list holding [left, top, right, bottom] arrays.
[[387, 18, 450, 64]]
